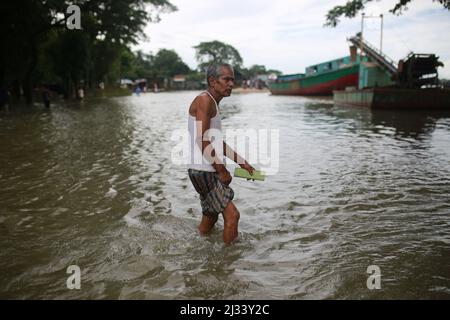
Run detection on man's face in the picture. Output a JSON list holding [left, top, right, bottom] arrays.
[[212, 67, 235, 97]]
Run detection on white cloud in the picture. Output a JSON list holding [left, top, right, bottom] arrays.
[[135, 0, 450, 78]]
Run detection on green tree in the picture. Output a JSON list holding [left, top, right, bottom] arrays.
[[119, 47, 138, 80], [116, 49, 191, 88], [325, 0, 450, 27], [152, 49, 191, 79], [133, 51, 155, 80], [48, 30, 90, 99], [0, 0, 177, 104], [193, 40, 243, 71], [267, 69, 282, 76], [248, 65, 267, 77], [90, 41, 124, 88], [240, 65, 282, 79]]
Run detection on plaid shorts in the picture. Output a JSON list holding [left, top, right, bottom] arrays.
[[188, 169, 234, 217]]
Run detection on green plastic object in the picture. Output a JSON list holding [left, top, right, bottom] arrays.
[[234, 168, 265, 181]]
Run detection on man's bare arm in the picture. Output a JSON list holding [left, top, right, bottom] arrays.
[[223, 141, 255, 175], [195, 97, 227, 174], [223, 141, 245, 164]]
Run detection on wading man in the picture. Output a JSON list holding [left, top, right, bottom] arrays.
[[187, 63, 254, 245]]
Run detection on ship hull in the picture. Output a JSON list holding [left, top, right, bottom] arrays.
[[269, 64, 359, 96], [333, 88, 450, 109]]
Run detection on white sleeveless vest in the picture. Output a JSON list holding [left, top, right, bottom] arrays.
[[187, 91, 225, 172]]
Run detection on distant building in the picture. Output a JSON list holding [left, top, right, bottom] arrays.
[[173, 75, 186, 83], [120, 79, 133, 88], [248, 74, 270, 89], [170, 74, 203, 90], [134, 79, 147, 88], [171, 75, 186, 90]]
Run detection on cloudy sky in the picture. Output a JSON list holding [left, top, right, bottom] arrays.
[[135, 0, 450, 78]]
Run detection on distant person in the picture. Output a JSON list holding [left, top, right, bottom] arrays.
[[0, 86, 10, 109], [77, 87, 84, 100], [135, 86, 141, 96], [41, 85, 51, 108], [187, 63, 255, 245]]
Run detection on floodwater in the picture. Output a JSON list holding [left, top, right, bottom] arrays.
[[1, 91, 450, 299]]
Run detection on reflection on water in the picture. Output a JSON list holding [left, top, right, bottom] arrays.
[[1, 92, 450, 299], [370, 109, 450, 140]]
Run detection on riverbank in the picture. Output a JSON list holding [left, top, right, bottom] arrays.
[[232, 87, 270, 94], [88, 87, 132, 98]]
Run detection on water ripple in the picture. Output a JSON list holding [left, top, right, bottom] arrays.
[[1, 93, 450, 299]]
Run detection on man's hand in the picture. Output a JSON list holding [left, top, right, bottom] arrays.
[[217, 169, 232, 186], [240, 161, 255, 176]]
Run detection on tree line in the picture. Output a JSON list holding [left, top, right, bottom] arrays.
[[0, 0, 180, 104], [10, 1, 442, 105], [0, 1, 280, 106], [119, 43, 281, 90], [325, 0, 449, 27]]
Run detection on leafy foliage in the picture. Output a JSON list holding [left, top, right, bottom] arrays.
[[325, 0, 450, 27], [194, 41, 243, 71], [0, 0, 176, 103]]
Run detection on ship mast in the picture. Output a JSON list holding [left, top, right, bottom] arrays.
[[360, 13, 384, 59]]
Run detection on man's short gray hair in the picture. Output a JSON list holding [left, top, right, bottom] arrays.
[[206, 63, 234, 87]]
